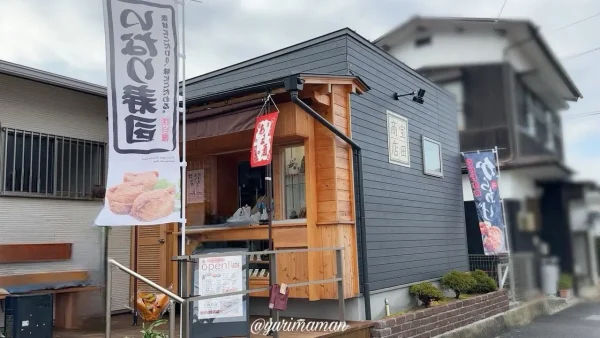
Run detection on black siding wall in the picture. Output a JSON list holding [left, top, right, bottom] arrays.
[[185, 31, 468, 293], [540, 182, 574, 273], [186, 36, 349, 97], [346, 38, 468, 291]]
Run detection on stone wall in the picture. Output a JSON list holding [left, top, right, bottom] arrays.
[[371, 289, 509, 338]]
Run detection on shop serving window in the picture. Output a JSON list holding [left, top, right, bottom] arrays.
[[2, 128, 106, 199], [282, 145, 306, 219]]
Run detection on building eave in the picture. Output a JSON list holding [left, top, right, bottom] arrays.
[[526, 23, 582, 100], [0, 59, 106, 97], [186, 73, 370, 108]]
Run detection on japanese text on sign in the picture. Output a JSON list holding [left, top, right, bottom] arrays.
[[387, 110, 410, 167], [106, 0, 178, 154]]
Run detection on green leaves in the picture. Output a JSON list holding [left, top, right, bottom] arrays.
[[409, 282, 444, 307], [441, 271, 476, 299], [138, 319, 169, 338], [154, 179, 175, 190]]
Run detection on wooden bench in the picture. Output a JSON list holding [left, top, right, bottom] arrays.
[[0, 243, 101, 329], [0, 271, 100, 329]]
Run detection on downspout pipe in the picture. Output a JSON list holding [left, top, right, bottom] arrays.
[[289, 88, 372, 320]]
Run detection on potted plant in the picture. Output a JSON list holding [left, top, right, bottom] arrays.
[[125, 319, 169, 338], [558, 273, 573, 298]]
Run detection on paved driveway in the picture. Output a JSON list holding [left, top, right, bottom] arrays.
[[497, 301, 600, 338]]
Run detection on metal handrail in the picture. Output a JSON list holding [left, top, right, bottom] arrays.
[[108, 258, 184, 303], [106, 247, 346, 338], [173, 246, 344, 260], [185, 276, 342, 302], [106, 258, 182, 338]]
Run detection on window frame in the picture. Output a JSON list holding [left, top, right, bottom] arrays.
[[278, 144, 307, 221], [1, 126, 107, 200], [545, 111, 556, 151], [441, 80, 466, 131], [421, 136, 444, 178]]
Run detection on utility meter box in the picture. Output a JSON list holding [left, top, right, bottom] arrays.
[[3, 294, 53, 338]]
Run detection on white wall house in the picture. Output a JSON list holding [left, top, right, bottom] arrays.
[[373, 16, 581, 212], [0, 60, 131, 326], [372, 17, 598, 291]]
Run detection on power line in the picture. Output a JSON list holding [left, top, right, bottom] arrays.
[[550, 12, 600, 32], [561, 46, 600, 60], [496, 0, 508, 20], [563, 111, 600, 119], [503, 11, 600, 60]]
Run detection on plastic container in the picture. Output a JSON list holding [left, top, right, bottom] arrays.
[[541, 256, 559, 296]]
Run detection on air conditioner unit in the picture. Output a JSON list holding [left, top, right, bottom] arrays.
[[3, 294, 53, 338]]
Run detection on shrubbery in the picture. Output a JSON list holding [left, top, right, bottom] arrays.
[[558, 273, 573, 290], [441, 271, 477, 299], [409, 282, 444, 308], [469, 269, 498, 294]]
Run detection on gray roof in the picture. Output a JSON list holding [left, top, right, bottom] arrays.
[[0, 59, 106, 97]]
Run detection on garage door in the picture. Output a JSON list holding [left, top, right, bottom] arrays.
[[108, 227, 132, 312]]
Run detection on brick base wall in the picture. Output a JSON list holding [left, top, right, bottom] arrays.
[[371, 289, 509, 338]]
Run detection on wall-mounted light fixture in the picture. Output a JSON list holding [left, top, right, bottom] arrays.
[[413, 89, 426, 104], [393, 88, 426, 104]]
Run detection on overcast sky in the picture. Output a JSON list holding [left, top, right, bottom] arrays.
[[0, 0, 598, 183]]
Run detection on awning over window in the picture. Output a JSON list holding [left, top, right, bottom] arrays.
[[184, 100, 263, 141]]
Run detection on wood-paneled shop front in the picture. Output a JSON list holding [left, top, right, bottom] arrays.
[[132, 74, 367, 301]]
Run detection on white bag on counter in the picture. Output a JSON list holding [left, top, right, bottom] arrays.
[[227, 205, 254, 223]]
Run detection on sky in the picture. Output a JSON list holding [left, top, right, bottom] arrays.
[[0, 0, 598, 183]]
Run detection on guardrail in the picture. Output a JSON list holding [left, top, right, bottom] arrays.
[[105, 246, 345, 338]]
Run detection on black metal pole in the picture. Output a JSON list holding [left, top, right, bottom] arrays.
[[267, 162, 273, 252], [266, 162, 279, 337], [103, 226, 111, 334], [132, 226, 138, 326], [355, 149, 372, 320]]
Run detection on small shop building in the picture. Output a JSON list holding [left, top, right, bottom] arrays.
[[133, 28, 468, 321]]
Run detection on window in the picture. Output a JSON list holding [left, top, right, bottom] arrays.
[[415, 36, 432, 47], [545, 111, 555, 151], [442, 81, 465, 131], [422, 136, 443, 177], [525, 93, 537, 137], [282, 145, 306, 219], [3, 128, 106, 199]]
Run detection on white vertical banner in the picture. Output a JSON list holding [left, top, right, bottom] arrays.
[[96, 0, 180, 226]]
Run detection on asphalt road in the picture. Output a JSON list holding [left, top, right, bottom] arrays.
[[497, 301, 600, 338]]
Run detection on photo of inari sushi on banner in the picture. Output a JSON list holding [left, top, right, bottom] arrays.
[[479, 221, 505, 254], [105, 170, 179, 222]]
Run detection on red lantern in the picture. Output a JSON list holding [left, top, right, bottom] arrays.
[[250, 111, 278, 167]]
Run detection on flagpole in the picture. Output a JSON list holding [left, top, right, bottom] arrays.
[[179, 0, 187, 266], [494, 146, 515, 300], [178, 1, 188, 337]]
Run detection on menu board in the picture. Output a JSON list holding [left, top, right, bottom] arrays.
[[187, 169, 205, 204], [196, 255, 244, 319]]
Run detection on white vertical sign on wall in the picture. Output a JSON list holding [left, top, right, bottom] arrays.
[[387, 110, 410, 167], [96, 0, 181, 226]]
